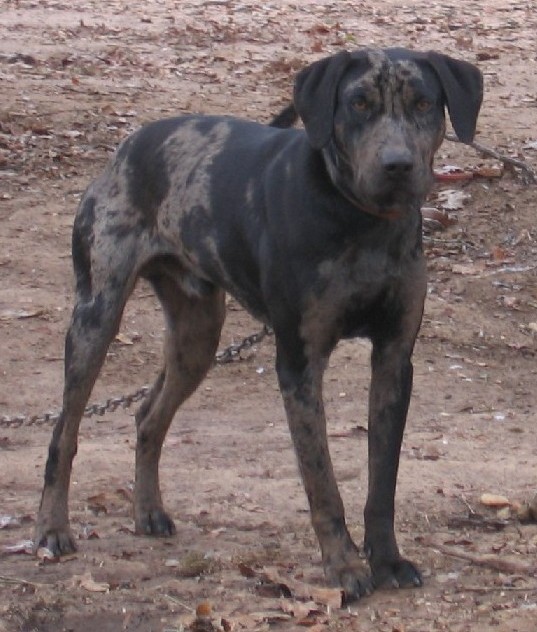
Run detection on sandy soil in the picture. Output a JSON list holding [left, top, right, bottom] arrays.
[[1, 1, 536, 630]]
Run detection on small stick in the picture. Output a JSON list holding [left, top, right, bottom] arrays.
[[162, 594, 196, 613], [0, 574, 39, 587], [459, 493, 477, 515], [463, 585, 537, 593], [425, 539, 537, 576], [445, 133, 537, 183]]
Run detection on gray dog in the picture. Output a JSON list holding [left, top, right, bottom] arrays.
[[35, 47, 483, 600]]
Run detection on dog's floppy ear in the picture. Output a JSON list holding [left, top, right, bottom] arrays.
[[426, 52, 483, 144], [293, 51, 352, 149]]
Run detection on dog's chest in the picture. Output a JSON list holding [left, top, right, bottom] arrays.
[[310, 241, 422, 339]]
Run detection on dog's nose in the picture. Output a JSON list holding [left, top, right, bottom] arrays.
[[381, 148, 414, 177]]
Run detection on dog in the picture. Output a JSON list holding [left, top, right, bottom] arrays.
[[35, 47, 483, 600]]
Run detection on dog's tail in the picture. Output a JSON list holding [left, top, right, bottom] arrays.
[[268, 103, 299, 128]]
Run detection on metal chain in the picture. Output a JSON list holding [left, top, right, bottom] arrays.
[[214, 324, 272, 364], [0, 326, 273, 429]]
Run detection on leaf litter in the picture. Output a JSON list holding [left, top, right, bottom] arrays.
[[1, 1, 537, 631]]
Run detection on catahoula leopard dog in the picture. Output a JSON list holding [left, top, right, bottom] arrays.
[[35, 47, 483, 600]]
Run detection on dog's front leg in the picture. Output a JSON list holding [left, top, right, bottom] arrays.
[[363, 341, 423, 589], [276, 340, 370, 600]]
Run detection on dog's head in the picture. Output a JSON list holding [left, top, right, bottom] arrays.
[[293, 48, 483, 219]]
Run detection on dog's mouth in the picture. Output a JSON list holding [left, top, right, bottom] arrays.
[[371, 206, 405, 220], [355, 187, 422, 221], [359, 203, 408, 221], [355, 169, 433, 220], [338, 186, 417, 221]]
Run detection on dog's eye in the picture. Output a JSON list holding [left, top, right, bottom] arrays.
[[416, 98, 432, 113], [352, 97, 369, 112]]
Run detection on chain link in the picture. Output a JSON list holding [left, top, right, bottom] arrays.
[[0, 326, 273, 429]]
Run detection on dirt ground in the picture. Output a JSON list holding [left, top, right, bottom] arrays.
[[1, 1, 537, 630]]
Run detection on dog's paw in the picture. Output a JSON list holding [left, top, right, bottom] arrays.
[[371, 557, 423, 590], [136, 508, 177, 537], [332, 566, 373, 603], [34, 526, 77, 557], [323, 553, 373, 602]]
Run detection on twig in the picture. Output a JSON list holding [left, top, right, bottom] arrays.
[[0, 574, 38, 587], [424, 539, 537, 576], [445, 133, 537, 183], [162, 594, 195, 613], [463, 585, 537, 593], [459, 494, 477, 516]]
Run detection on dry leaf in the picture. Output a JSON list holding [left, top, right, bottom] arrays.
[[309, 586, 344, 610], [476, 49, 501, 61], [452, 262, 485, 276], [473, 165, 503, 178], [480, 493, 510, 508], [260, 567, 343, 609], [72, 571, 110, 593], [490, 245, 511, 262], [115, 332, 135, 345], [421, 207, 457, 229], [165, 558, 180, 568], [86, 488, 132, 515], [436, 189, 469, 211], [237, 562, 257, 578], [279, 598, 320, 619], [434, 165, 474, 182]]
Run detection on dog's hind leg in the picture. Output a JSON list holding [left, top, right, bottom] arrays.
[[35, 269, 136, 555], [133, 270, 225, 537]]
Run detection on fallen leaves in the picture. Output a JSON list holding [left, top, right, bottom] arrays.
[[86, 487, 133, 516], [70, 571, 110, 593], [421, 207, 457, 231], [480, 493, 510, 508], [2, 2, 537, 632], [450, 261, 484, 276], [163, 562, 343, 631], [241, 563, 343, 610], [114, 331, 142, 346], [424, 159, 506, 233], [436, 189, 470, 211], [166, 551, 218, 578], [480, 492, 537, 524]]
